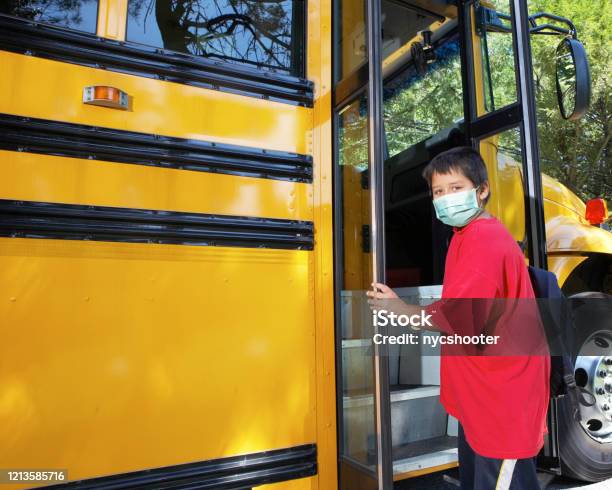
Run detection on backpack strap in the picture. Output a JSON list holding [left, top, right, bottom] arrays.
[[563, 372, 596, 422]]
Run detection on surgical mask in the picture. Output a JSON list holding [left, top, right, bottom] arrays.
[[432, 187, 483, 227]]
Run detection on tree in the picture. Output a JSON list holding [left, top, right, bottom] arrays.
[[529, 0, 611, 204]]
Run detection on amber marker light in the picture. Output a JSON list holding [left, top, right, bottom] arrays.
[[585, 198, 609, 226], [83, 86, 129, 110]]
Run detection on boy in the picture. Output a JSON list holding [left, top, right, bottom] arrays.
[[367, 147, 550, 489]]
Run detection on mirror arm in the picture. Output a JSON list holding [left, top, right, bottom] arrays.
[[476, 7, 578, 39], [528, 12, 577, 39], [530, 24, 573, 37]]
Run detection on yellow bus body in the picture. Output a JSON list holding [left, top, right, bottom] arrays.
[[0, 1, 610, 489], [0, 1, 337, 489]]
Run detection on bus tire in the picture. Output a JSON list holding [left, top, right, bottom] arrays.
[[558, 292, 612, 482]]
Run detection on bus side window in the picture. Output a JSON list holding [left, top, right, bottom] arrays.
[[125, 0, 306, 77], [0, 0, 99, 34]]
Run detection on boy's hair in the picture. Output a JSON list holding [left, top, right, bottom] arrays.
[[422, 146, 491, 204]]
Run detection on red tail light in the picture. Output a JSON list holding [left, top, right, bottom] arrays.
[[585, 198, 608, 225]]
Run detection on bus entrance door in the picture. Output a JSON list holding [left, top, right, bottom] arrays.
[[334, 0, 547, 487]]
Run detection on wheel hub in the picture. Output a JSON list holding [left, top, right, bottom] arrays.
[[575, 331, 612, 443]]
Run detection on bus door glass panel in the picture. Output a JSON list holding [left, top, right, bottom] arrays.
[[383, 31, 463, 290], [335, 0, 465, 485], [469, 0, 530, 249], [479, 127, 526, 246], [384, 33, 463, 158], [475, 0, 518, 114], [380, 1, 461, 482], [334, 0, 437, 83], [470, 0, 547, 261], [336, 93, 380, 490]]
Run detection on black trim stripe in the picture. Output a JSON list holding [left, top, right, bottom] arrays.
[[41, 444, 316, 489], [0, 15, 314, 107], [0, 200, 314, 250], [0, 114, 313, 183]]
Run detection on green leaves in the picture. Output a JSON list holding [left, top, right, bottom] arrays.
[[529, 0, 611, 203]]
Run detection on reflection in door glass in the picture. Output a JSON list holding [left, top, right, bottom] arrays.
[[336, 96, 379, 486], [476, 0, 517, 112], [383, 34, 463, 158], [334, 0, 439, 82], [338, 96, 371, 291], [338, 32, 465, 164]]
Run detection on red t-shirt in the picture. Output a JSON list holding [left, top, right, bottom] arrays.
[[426, 216, 550, 459]]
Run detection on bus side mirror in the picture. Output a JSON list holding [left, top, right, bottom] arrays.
[[555, 37, 591, 121]]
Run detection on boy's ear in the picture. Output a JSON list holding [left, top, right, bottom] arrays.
[[479, 182, 490, 202]]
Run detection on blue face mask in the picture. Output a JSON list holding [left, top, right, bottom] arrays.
[[433, 187, 483, 227]]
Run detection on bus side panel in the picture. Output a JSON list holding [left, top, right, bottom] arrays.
[[0, 239, 316, 485], [259, 477, 316, 490], [0, 51, 312, 156], [0, 150, 311, 222]]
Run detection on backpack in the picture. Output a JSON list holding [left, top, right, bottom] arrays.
[[527, 266, 595, 421]]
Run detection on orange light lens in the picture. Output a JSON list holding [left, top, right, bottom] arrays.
[[585, 198, 608, 225], [93, 86, 120, 104], [83, 85, 128, 110]]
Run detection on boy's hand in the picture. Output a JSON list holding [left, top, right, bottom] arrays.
[[366, 283, 421, 330], [366, 283, 399, 300], [366, 283, 399, 311]]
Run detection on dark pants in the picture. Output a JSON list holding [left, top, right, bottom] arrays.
[[458, 424, 540, 489]]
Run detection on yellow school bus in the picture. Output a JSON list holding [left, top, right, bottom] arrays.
[[0, 1, 610, 489]]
